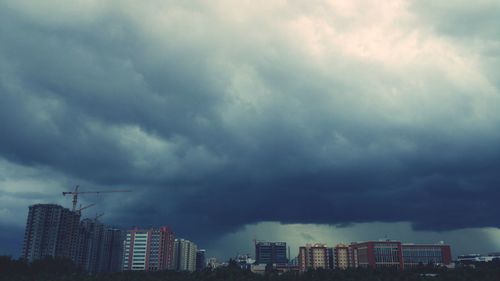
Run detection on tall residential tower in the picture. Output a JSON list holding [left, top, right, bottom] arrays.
[[122, 226, 175, 271], [173, 239, 198, 272], [22, 204, 80, 262]]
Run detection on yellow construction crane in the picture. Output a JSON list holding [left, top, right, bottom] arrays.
[[63, 185, 132, 211]]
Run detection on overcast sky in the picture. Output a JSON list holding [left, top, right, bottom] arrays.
[[1, 0, 500, 260]]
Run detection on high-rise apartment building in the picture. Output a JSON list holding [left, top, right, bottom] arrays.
[[122, 226, 175, 271], [74, 219, 125, 273], [22, 204, 80, 262], [298, 243, 330, 272], [173, 239, 198, 272], [255, 242, 288, 265], [75, 218, 104, 272], [99, 227, 125, 273]]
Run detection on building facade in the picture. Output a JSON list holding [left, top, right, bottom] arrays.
[[75, 218, 104, 272], [348, 241, 452, 270], [334, 244, 351, 269], [22, 204, 81, 262], [402, 244, 452, 268], [298, 243, 330, 272], [99, 227, 124, 272], [255, 242, 288, 265], [196, 249, 206, 271], [173, 238, 198, 272], [350, 241, 404, 270], [122, 226, 175, 271]]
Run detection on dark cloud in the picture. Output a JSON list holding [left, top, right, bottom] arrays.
[[1, 0, 500, 257]]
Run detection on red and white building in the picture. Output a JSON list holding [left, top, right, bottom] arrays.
[[348, 241, 452, 270], [402, 243, 452, 269], [123, 226, 175, 271]]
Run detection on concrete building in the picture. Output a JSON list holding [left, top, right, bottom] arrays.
[[298, 243, 330, 272], [75, 218, 104, 272], [173, 238, 198, 272], [99, 227, 124, 272], [122, 226, 175, 271], [74, 219, 125, 273], [255, 242, 288, 265], [22, 204, 80, 262]]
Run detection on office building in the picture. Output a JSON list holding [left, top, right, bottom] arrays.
[[350, 241, 403, 269], [173, 238, 198, 272], [196, 249, 206, 271], [22, 204, 80, 262], [298, 243, 330, 271], [255, 242, 288, 265], [122, 226, 175, 271], [349, 241, 453, 270], [402, 244, 452, 268]]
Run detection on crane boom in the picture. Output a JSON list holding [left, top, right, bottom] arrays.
[[63, 185, 132, 211], [77, 203, 96, 213]]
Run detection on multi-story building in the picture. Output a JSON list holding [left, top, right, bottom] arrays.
[[255, 242, 288, 265], [22, 204, 80, 262], [99, 227, 124, 272], [196, 249, 206, 271], [402, 244, 452, 268], [173, 238, 198, 272], [349, 241, 452, 270], [122, 226, 175, 271], [75, 218, 104, 272], [350, 241, 403, 270], [334, 244, 351, 269], [298, 243, 330, 272]]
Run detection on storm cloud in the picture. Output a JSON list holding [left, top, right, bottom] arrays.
[[1, 0, 500, 257]]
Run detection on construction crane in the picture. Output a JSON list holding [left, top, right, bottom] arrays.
[[76, 203, 96, 214], [63, 185, 132, 211], [94, 213, 105, 221]]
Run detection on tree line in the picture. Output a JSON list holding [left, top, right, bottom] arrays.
[[2, 256, 500, 281]]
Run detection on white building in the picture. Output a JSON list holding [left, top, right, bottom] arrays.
[[173, 238, 198, 272]]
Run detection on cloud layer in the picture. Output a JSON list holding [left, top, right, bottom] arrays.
[[1, 0, 500, 256]]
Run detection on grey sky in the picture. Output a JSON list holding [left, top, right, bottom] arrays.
[[1, 0, 500, 260]]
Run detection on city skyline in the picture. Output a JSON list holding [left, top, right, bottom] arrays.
[[10, 201, 500, 264], [1, 0, 500, 262], [17, 202, 461, 272]]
